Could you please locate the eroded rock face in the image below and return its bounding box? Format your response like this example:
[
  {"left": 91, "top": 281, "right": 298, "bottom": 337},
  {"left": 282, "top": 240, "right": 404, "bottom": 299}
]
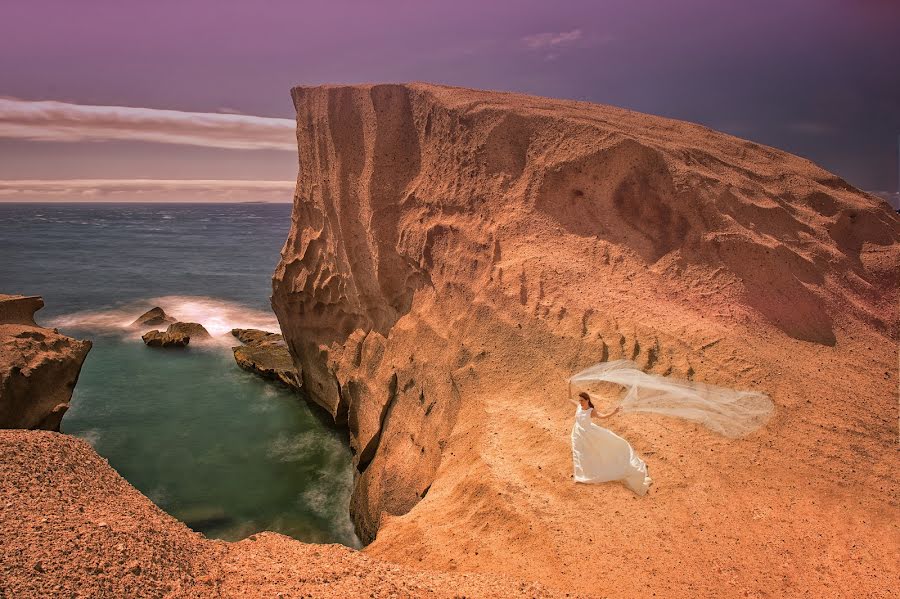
[
  {"left": 230, "top": 329, "right": 301, "bottom": 391},
  {"left": 271, "top": 83, "right": 900, "bottom": 548},
  {"left": 141, "top": 330, "right": 189, "bottom": 348},
  {"left": 0, "top": 294, "right": 43, "bottom": 326},
  {"left": 131, "top": 307, "right": 175, "bottom": 328},
  {"left": 0, "top": 295, "right": 92, "bottom": 431}
]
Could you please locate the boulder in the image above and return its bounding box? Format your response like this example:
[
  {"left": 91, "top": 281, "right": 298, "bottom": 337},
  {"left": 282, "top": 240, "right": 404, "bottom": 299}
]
[
  {"left": 130, "top": 307, "right": 175, "bottom": 328},
  {"left": 167, "top": 322, "right": 211, "bottom": 339},
  {"left": 141, "top": 330, "right": 189, "bottom": 348},
  {"left": 0, "top": 294, "right": 92, "bottom": 430},
  {"left": 230, "top": 329, "right": 300, "bottom": 391}
]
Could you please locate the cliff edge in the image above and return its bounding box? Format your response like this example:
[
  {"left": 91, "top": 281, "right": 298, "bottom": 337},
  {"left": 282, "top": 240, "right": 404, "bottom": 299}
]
[{"left": 271, "top": 83, "right": 900, "bottom": 596}]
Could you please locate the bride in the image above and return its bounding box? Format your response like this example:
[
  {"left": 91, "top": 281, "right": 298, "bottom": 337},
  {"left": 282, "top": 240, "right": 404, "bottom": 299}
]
[
  {"left": 571, "top": 391, "right": 652, "bottom": 495},
  {"left": 568, "top": 360, "right": 773, "bottom": 495}
]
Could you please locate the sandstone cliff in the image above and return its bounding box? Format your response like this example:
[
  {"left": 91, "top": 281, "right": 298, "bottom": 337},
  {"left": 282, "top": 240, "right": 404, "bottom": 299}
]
[
  {"left": 0, "top": 295, "right": 92, "bottom": 430},
  {"left": 271, "top": 83, "right": 900, "bottom": 595}
]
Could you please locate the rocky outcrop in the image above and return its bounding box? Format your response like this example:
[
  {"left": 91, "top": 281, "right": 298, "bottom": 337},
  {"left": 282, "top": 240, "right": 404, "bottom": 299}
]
[
  {"left": 230, "top": 329, "right": 301, "bottom": 391},
  {"left": 271, "top": 83, "right": 900, "bottom": 593},
  {"left": 141, "top": 330, "right": 189, "bottom": 348},
  {"left": 130, "top": 307, "right": 175, "bottom": 328},
  {"left": 0, "top": 295, "right": 43, "bottom": 326},
  {"left": 231, "top": 328, "right": 283, "bottom": 345},
  {"left": 0, "top": 294, "right": 91, "bottom": 431},
  {"left": 167, "top": 322, "right": 211, "bottom": 339}
]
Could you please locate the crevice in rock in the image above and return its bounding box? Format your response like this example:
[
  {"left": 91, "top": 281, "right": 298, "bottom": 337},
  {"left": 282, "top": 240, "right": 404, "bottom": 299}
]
[{"left": 355, "top": 373, "right": 398, "bottom": 474}]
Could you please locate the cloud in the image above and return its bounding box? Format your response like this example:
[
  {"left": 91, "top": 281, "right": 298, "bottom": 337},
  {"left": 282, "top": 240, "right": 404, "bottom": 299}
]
[
  {"left": 0, "top": 179, "right": 296, "bottom": 202},
  {"left": 787, "top": 121, "right": 836, "bottom": 135},
  {"left": 0, "top": 98, "right": 296, "bottom": 151},
  {"left": 522, "top": 29, "right": 583, "bottom": 50}
]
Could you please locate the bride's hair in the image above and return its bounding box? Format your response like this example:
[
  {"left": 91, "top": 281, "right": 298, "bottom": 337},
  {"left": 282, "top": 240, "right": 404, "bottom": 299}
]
[{"left": 578, "top": 392, "right": 594, "bottom": 409}]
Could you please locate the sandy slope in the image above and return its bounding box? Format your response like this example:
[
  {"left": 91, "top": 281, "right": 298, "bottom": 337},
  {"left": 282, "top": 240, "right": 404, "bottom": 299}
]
[
  {"left": 0, "top": 430, "right": 565, "bottom": 598},
  {"left": 271, "top": 83, "right": 900, "bottom": 596}
]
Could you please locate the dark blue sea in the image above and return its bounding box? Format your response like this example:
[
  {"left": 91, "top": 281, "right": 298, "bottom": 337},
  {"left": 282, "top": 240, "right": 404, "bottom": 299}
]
[{"left": 0, "top": 203, "right": 358, "bottom": 546}]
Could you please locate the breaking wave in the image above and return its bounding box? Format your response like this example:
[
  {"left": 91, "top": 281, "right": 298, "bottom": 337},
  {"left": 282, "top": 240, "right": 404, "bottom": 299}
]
[{"left": 50, "top": 295, "right": 281, "bottom": 339}]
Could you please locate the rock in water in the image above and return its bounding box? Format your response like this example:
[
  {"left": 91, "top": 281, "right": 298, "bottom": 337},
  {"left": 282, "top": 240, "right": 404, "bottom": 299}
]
[
  {"left": 130, "top": 307, "right": 175, "bottom": 328},
  {"left": 141, "top": 330, "right": 190, "bottom": 348},
  {"left": 167, "top": 322, "right": 211, "bottom": 339},
  {"left": 270, "top": 80, "right": 900, "bottom": 576},
  {"left": 230, "top": 328, "right": 283, "bottom": 345},
  {"left": 230, "top": 328, "right": 301, "bottom": 391},
  {"left": 0, "top": 294, "right": 92, "bottom": 430}
]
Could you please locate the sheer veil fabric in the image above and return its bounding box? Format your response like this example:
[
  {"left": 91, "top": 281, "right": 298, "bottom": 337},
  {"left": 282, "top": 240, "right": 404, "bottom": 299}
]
[{"left": 568, "top": 360, "right": 774, "bottom": 438}]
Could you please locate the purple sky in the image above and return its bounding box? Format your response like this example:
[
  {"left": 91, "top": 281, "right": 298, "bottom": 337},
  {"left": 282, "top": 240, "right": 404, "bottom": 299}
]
[{"left": 1, "top": 0, "right": 898, "bottom": 200}]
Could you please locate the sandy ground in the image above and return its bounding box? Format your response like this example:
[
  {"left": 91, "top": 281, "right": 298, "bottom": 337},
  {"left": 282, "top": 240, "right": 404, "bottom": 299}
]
[{"left": 0, "top": 430, "right": 571, "bottom": 598}]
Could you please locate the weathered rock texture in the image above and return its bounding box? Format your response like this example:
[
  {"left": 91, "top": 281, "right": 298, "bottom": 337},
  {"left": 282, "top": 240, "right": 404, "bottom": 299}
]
[
  {"left": 0, "top": 295, "right": 92, "bottom": 431},
  {"left": 0, "top": 430, "right": 560, "bottom": 598},
  {"left": 142, "top": 330, "right": 189, "bottom": 348},
  {"left": 231, "top": 328, "right": 283, "bottom": 346},
  {"left": 167, "top": 322, "right": 211, "bottom": 339},
  {"left": 230, "top": 329, "right": 301, "bottom": 391},
  {"left": 271, "top": 84, "right": 900, "bottom": 596},
  {"left": 0, "top": 294, "right": 43, "bottom": 326}
]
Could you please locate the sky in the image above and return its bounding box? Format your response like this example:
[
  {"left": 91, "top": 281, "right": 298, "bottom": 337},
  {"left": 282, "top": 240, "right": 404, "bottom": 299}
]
[{"left": 1, "top": 0, "right": 898, "bottom": 202}]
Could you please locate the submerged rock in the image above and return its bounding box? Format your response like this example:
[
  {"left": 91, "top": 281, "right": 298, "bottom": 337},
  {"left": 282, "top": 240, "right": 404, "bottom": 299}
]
[
  {"left": 167, "top": 322, "right": 211, "bottom": 339},
  {"left": 131, "top": 307, "right": 176, "bottom": 328},
  {"left": 230, "top": 328, "right": 300, "bottom": 391},
  {"left": 141, "top": 330, "right": 189, "bottom": 348},
  {"left": 0, "top": 294, "right": 92, "bottom": 430}
]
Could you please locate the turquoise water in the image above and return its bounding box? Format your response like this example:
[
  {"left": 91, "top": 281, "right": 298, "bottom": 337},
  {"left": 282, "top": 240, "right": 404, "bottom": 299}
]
[{"left": 0, "top": 203, "right": 358, "bottom": 546}]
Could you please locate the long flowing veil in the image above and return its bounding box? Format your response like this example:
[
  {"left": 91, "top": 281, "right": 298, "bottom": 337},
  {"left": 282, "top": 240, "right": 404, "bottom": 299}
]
[{"left": 568, "top": 360, "right": 774, "bottom": 438}]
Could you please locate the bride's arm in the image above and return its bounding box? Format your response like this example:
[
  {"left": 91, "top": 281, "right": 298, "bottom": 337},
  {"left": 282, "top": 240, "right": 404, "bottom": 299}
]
[{"left": 593, "top": 406, "right": 620, "bottom": 419}]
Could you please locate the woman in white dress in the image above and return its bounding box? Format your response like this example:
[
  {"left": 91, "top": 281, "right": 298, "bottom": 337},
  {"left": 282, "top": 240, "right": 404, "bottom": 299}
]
[{"left": 571, "top": 391, "right": 652, "bottom": 495}]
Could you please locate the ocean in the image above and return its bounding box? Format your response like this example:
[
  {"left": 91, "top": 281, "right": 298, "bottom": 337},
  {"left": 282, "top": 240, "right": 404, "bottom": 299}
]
[{"left": 0, "top": 202, "right": 359, "bottom": 547}]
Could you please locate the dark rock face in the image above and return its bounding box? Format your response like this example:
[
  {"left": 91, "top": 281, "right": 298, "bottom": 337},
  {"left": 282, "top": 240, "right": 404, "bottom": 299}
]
[
  {"left": 141, "top": 330, "right": 190, "bottom": 348},
  {"left": 230, "top": 329, "right": 300, "bottom": 391},
  {"left": 131, "top": 307, "right": 176, "bottom": 328},
  {"left": 0, "top": 294, "right": 92, "bottom": 430},
  {"left": 166, "top": 322, "right": 211, "bottom": 339}
]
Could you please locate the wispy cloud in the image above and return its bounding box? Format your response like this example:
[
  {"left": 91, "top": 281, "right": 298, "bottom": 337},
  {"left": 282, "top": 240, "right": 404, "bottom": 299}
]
[
  {"left": 0, "top": 179, "right": 296, "bottom": 202},
  {"left": 0, "top": 98, "right": 296, "bottom": 150},
  {"left": 522, "top": 29, "right": 583, "bottom": 50},
  {"left": 787, "top": 121, "right": 836, "bottom": 135}
]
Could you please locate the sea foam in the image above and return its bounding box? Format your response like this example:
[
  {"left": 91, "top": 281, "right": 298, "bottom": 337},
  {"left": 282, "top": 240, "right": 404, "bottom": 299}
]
[{"left": 50, "top": 295, "right": 281, "bottom": 340}]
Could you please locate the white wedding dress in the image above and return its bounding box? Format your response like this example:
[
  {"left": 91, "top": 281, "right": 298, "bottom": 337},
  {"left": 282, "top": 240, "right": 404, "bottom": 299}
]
[{"left": 571, "top": 406, "right": 652, "bottom": 495}]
